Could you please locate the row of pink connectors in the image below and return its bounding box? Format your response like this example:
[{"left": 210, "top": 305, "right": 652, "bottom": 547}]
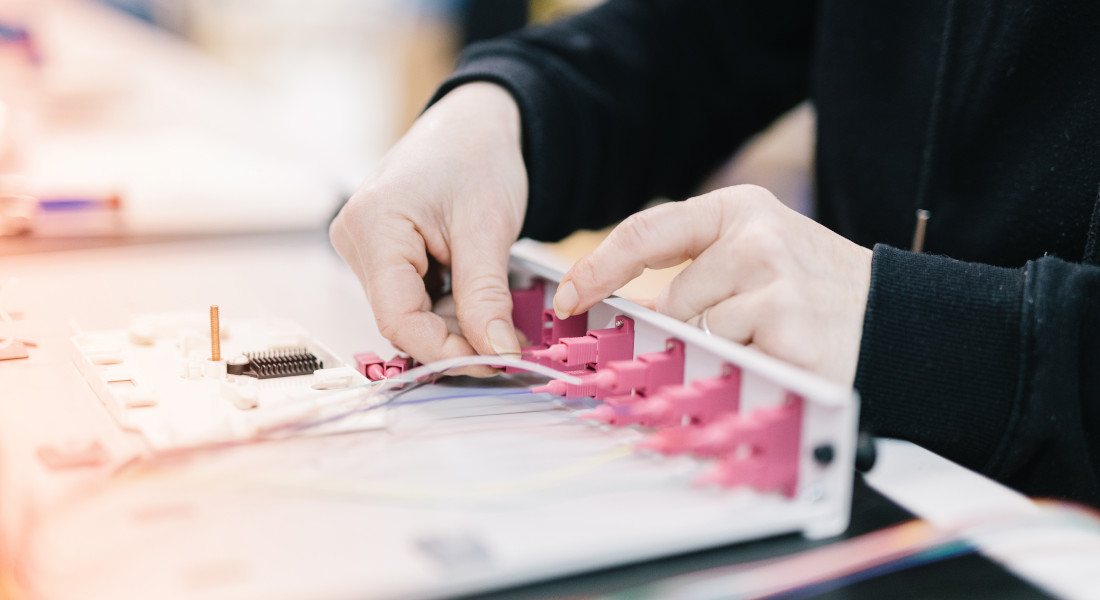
[
  {"left": 479, "top": 278, "right": 804, "bottom": 496},
  {"left": 354, "top": 352, "right": 415, "bottom": 382},
  {"left": 530, "top": 324, "right": 803, "bottom": 497},
  {"left": 636, "top": 384, "right": 804, "bottom": 498}
]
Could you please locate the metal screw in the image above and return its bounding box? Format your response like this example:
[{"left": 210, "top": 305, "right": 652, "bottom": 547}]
[{"left": 813, "top": 444, "right": 835, "bottom": 466}]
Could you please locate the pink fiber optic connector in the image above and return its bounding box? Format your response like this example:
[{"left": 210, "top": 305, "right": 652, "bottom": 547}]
[
  {"left": 532, "top": 370, "right": 603, "bottom": 399},
  {"left": 527, "top": 316, "right": 634, "bottom": 370},
  {"left": 511, "top": 310, "right": 589, "bottom": 374},
  {"left": 355, "top": 352, "right": 415, "bottom": 381},
  {"left": 354, "top": 352, "right": 386, "bottom": 381},
  {"left": 535, "top": 337, "right": 681, "bottom": 402},
  {"left": 384, "top": 355, "right": 415, "bottom": 379},
  {"left": 693, "top": 393, "right": 803, "bottom": 497}
]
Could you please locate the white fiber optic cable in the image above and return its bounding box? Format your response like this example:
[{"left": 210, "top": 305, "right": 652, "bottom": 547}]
[
  {"left": 258, "top": 355, "right": 582, "bottom": 436},
  {"left": 382, "top": 355, "right": 583, "bottom": 391}
]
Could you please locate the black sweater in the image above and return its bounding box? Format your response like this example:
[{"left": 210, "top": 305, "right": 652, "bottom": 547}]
[{"left": 429, "top": 1, "right": 1100, "bottom": 505}]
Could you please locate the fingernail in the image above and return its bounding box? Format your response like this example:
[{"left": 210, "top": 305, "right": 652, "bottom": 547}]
[
  {"left": 487, "top": 319, "right": 521, "bottom": 358},
  {"left": 554, "top": 280, "right": 579, "bottom": 319}
]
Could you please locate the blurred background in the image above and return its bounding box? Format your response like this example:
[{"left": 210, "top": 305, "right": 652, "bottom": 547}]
[{"left": 0, "top": 0, "right": 810, "bottom": 257}]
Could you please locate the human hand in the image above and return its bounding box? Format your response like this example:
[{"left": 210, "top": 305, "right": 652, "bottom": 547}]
[
  {"left": 552, "top": 185, "right": 872, "bottom": 386},
  {"left": 330, "top": 83, "right": 527, "bottom": 373}
]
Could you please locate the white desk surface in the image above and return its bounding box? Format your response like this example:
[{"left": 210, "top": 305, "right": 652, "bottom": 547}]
[{"left": 1, "top": 232, "right": 1099, "bottom": 599}]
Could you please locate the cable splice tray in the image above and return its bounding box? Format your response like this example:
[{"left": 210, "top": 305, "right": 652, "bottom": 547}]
[{"left": 71, "top": 311, "right": 381, "bottom": 450}]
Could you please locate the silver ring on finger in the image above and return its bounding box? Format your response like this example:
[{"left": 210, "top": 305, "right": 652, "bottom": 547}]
[{"left": 699, "top": 306, "right": 713, "bottom": 337}]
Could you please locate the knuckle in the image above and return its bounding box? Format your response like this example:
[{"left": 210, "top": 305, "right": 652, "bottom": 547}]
[
  {"left": 350, "top": 180, "right": 435, "bottom": 225},
  {"left": 686, "top": 192, "right": 729, "bottom": 224},
  {"left": 695, "top": 188, "right": 736, "bottom": 210},
  {"left": 614, "top": 211, "right": 659, "bottom": 252},
  {"left": 735, "top": 219, "right": 787, "bottom": 263},
  {"left": 703, "top": 184, "right": 780, "bottom": 222},
  {"left": 732, "top": 184, "right": 779, "bottom": 206},
  {"left": 335, "top": 197, "right": 379, "bottom": 236},
  {"left": 455, "top": 272, "right": 512, "bottom": 322},
  {"left": 457, "top": 203, "right": 517, "bottom": 237},
  {"left": 457, "top": 270, "right": 511, "bottom": 304}
]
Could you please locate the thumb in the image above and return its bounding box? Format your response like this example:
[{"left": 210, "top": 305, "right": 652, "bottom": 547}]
[{"left": 449, "top": 212, "right": 521, "bottom": 358}]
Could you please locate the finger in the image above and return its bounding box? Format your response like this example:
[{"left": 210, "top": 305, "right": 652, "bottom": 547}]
[
  {"left": 685, "top": 294, "right": 762, "bottom": 345},
  {"left": 330, "top": 211, "right": 372, "bottom": 299},
  {"left": 351, "top": 211, "right": 492, "bottom": 372},
  {"left": 450, "top": 208, "right": 522, "bottom": 358},
  {"left": 431, "top": 294, "right": 463, "bottom": 337},
  {"left": 654, "top": 249, "right": 740, "bottom": 322},
  {"left": 556, "top": 198, "right": 724, "bottom": 318}
]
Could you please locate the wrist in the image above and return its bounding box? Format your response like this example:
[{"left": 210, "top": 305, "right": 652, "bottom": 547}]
[
  {"left": 854, "top": 245, "right": 1025, "bottom": 472},
  {"left": 431, "top": 82, "right": 522, "bottom": 149}
]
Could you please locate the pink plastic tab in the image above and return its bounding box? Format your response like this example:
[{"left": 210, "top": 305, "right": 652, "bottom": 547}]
[
  {"left": 510, "top": 279, "right": 546, "bottom": 347},
  {"left": 541, "top": 309, "right": 588, "bottom": 346}
]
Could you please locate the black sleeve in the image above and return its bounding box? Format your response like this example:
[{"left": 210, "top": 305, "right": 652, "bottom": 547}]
[
  {"left": 428, "top": 0, "right": 815, "bottom": 241},
  {"left": 855, "top": 245, "right": 1100, "bottom": 505}
]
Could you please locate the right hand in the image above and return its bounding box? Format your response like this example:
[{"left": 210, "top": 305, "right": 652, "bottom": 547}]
[{"left": 330, "top": 82, "right": 528, "bottom": 373}]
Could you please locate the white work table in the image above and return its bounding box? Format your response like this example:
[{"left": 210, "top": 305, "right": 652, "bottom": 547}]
[{"left": 1, "top": 232, "right": 1098, "bottom": 600}]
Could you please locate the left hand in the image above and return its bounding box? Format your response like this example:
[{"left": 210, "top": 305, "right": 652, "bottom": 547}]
[{"left": 552, "top": 185, "right": 873, "bottom": 386}]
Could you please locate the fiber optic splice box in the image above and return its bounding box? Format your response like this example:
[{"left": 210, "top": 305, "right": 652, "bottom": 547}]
[{"left": 44, "top": 242, "right": 860, "bottom": 600}]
